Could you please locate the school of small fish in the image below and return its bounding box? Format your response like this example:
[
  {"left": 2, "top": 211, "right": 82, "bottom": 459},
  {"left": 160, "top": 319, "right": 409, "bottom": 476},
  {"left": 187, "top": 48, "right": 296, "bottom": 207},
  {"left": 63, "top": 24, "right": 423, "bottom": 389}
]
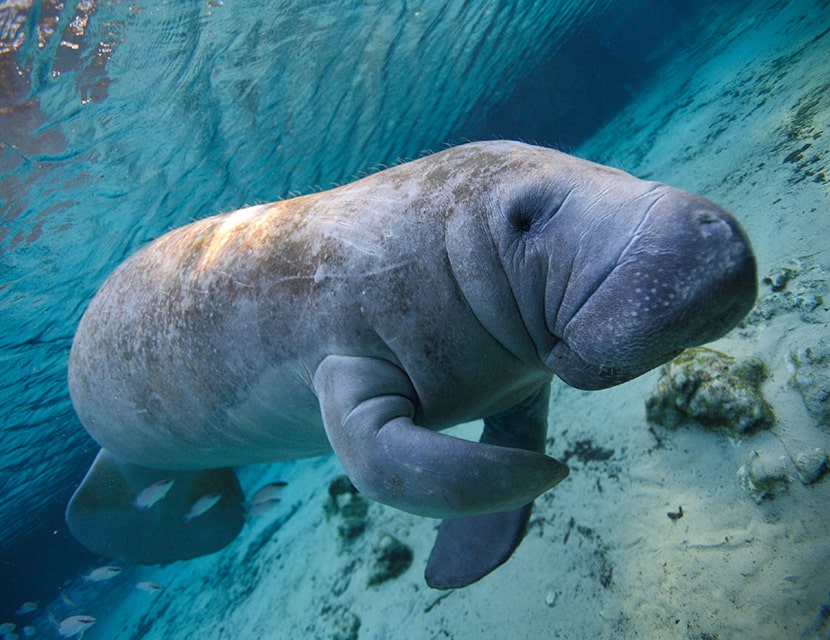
[
  {"left": 2, "top": 604, "right": 39, "bottom": 640},
  {"left": 132, "top": 478, "right": 175, "bottom": 510},
  {"left": 244, "top": 480, "right": 288, "bottom": 518},
  {"left": 49, "top": 613, "right": 96, "bottom": 638},
  {"left": 8, "top": 480, "right": 288, "bottom": 635},
  {"left": 249, "top": 481, "right": 287, "bottom": 505},
  {"left": 248, "top": 497, "right": 282, "bottom": 517},
  {"left": 135, "top": 580, "right": 165, "bottom": 594},
  {"left": 182, "top": 493, "right": 222, "bottom": 524},
  {"left": 15, "top": 602, "right": 37, "bottom": 616},
  {"left": 84, "top": 565, "right": 122, "bottom": 582}
]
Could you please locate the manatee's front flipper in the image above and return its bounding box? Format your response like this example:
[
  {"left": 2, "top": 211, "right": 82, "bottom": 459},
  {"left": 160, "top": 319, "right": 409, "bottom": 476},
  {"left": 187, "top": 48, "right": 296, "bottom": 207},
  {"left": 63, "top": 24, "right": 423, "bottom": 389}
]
[
  {"left": 66, "top": 449, "right": 244, "bottom": 564},
  {"left": 426, "top": 383, "right": 563, "bottom": 589},
  {"left": 313, "top": 356, "right": 568, "bottom": 519}
]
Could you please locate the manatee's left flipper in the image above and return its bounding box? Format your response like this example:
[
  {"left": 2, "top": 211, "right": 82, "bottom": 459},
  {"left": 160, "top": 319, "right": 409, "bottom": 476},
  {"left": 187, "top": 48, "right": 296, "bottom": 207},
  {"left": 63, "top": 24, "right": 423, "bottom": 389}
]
[
  {"left": 426, "top": 383, "right": 566, "bottom": 589},
  {"left": 313, "top": 356, "right": 568, "bottom": 519},
  {"left": 66, "top": 448, "right": 245, "bottom": 564},
  {"left": 425, "top": 505, "right": 533, "bottom": 589}
]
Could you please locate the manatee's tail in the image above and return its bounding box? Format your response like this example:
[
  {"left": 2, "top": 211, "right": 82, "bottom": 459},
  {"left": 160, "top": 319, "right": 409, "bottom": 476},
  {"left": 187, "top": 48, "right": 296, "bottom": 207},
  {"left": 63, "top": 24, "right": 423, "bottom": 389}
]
[{"left": 66, "top": 449, "right": 245, "bottom": 564}]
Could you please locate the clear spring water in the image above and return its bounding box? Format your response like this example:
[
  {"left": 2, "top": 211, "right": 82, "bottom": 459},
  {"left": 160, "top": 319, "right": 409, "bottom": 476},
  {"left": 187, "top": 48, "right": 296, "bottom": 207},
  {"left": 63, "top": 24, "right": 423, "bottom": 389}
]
[
  {"left": 3, "top": 1, "right": 826, "bottom": 637},
  {"left": 2, "top": 0, "right": 626, "bottom": 615}
]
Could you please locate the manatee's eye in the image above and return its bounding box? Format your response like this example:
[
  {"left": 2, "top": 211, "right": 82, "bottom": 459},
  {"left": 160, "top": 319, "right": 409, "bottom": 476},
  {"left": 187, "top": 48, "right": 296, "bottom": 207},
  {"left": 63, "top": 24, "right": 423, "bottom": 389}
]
[
  {"left": 508, "top": 206, "right": 535, "bottom": 233},
  {"left": 506, "top": 185, "right": 565, "bottom": 235},
  {"left": 514, "top": 213, "right": 533, "bottom": 233}
]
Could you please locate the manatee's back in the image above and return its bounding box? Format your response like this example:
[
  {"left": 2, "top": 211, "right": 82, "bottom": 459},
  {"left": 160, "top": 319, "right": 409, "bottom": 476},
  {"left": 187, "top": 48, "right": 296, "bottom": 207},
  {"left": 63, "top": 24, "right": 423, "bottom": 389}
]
[{"left": 68, "top": 202, "right": 335, "bottom": 469}]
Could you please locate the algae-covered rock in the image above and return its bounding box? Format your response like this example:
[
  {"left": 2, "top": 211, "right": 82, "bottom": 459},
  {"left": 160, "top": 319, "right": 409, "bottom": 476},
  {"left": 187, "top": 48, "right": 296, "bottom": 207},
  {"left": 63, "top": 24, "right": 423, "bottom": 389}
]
[
  {"left": 646, "top": 347, "right": 774, "bottom": 434},
  {"left": 325, "top": 607, "right": 361, "bottom": 640},
  {"left": 367, "top": 533, "right": 413, "bottom": 586},
  {"left": 743, "top": 257, "right": 828, "bottom": 326},
  {"left": 789, "top": 338, "right": 830, "bottom": 427},
  {"left": 326, "top": 475, "right": 370, "bottom": 541},
  {"left": 793, "top": 448, "right": 828, "bottom": 485},
  {"left": 737, "top": 450, "right": 792, "bottom": 503}
]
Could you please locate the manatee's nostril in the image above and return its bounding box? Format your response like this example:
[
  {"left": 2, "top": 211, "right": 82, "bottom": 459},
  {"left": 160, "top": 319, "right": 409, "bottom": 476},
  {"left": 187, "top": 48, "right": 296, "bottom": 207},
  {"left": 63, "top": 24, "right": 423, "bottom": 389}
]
[
  {"left": 697, "top": 212, "right": 722, "bottom": 224},
  {"left": 695, "top": 210, "right": 736, "bottom": 242}
]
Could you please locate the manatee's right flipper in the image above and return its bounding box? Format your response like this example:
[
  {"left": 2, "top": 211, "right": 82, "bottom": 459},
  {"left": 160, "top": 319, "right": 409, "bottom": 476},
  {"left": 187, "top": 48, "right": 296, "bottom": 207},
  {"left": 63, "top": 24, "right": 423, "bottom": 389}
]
[
  {"left": 66, "top": 449, "right": 244, "bottom": 564},
  {"left": 426, "top": 383, "right": 565, "bottom": 589},
  {"left": 313, "top": 355, "right": 568, "bottom": 519}
]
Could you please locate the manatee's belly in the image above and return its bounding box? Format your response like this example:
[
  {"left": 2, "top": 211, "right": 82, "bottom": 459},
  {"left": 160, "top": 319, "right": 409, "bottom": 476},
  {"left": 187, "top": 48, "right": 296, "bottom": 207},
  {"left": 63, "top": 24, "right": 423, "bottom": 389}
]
[{"left": 69, "top": 338, "right": 333, "bottom": 469}]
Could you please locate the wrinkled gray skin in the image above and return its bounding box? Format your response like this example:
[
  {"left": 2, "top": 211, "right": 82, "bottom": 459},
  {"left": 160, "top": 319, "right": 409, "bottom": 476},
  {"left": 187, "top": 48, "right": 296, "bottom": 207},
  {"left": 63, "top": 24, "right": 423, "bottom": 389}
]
[{"left": 66, "top": 141, "right": 756, "bottom": 588}]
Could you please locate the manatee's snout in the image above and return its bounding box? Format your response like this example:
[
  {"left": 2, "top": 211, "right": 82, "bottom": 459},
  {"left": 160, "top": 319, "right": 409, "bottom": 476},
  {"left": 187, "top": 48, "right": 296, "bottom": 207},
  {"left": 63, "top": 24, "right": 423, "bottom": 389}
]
[
  {"left": 683, "top": 206, "right": 757, "bottom": 334},
  {"left": 549, "top": 188, "right": 757, "bottom": 390}
]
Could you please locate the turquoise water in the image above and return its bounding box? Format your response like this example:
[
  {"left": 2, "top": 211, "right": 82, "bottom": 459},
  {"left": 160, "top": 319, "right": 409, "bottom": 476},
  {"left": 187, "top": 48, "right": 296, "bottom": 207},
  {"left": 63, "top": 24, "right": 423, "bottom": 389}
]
[
  {"left": 1, "top": 0, "right": 631, "bottom": 615},
  {"left": 1, "top": 1, "right": 827, "bottom": 638}
]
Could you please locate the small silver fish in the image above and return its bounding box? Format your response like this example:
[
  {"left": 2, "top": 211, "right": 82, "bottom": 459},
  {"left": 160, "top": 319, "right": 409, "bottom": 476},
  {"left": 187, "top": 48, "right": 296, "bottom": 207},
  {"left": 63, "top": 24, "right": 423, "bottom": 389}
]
[
  {"left": 55, "top": 614, "right": 96, "bottom": 638},
  {"left": 16, "top": 601, "right": 37, "bottom": 615},
  {"left": 0, "top": 623, "right": 15, "bottom": 634},
  {"left": 248, "top": 497, "right": 281, "bottom": 517},
  {"left": 60, "top": 592, "right": 76, "bottom": 607},
  {"left": 133, "top": 478, "right": 175, "bottom": 510},
  {"left": 85, "top": 565, "right": 122, "bottom": 581},
  {"left": 182, "top": 493, "right": 221, "bottom": 524},
  {"left": 22, "top": 626, "right": 37, "bottom": 638},
  {"left": 249, "top": 481, "right": 287, "bottom": 505},
  {"left": 135, "top": 580, "right": 165, "bottom": 593}
]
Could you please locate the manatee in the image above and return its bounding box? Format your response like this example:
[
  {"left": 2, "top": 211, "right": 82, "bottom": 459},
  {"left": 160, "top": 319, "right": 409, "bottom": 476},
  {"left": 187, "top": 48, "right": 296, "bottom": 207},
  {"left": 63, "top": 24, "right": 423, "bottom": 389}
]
[{"left": 65, "top": 141, "right": 756, "bottom": 589}]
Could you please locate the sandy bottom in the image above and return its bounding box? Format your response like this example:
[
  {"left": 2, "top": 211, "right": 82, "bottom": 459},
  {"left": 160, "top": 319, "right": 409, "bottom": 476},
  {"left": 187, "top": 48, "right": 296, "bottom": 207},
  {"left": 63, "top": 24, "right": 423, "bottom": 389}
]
[{"left": 35, "top": 2, "right": 829, "bottom": 639}]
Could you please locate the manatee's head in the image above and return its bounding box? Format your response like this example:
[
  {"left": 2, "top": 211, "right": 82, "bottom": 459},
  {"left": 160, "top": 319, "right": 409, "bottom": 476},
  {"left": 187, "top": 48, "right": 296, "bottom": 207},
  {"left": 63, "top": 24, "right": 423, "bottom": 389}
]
[
  {"left": 473, "top": 142, "right": 757, "bottom": 390},
  {"left": 543, "top": 185, "right": 757, "bottom": 389}
]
